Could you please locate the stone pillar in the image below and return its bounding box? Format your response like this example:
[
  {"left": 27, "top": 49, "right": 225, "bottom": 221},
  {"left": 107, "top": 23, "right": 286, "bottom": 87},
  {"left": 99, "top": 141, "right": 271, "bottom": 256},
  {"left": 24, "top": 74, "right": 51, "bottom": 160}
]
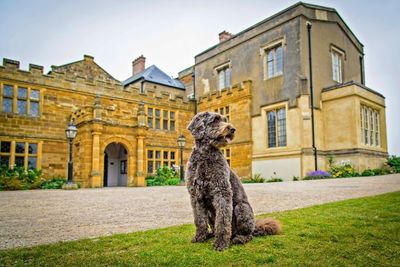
[
  {"left": 136, "top": 133, "right": 145, "bottom": 186},
  {"left": 90, "top": 124, "right": 103, "bottom": 187}
]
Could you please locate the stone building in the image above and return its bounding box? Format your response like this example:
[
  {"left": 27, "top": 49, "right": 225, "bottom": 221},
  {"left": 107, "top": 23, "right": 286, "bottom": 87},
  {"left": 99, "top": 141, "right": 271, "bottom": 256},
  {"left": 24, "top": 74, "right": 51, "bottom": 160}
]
[{"left": 0, "top": 2, "right": 388, "bottom": 186}]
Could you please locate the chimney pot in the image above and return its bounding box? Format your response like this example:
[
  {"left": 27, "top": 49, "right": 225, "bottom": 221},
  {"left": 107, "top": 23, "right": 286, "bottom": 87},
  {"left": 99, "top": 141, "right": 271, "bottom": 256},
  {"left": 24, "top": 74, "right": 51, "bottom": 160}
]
[
  {"left": 132, "top": 55, "right": 146, "bottom": 76},
  {"left": 219, "top": 31, "right": 233, "bottom": 43}
]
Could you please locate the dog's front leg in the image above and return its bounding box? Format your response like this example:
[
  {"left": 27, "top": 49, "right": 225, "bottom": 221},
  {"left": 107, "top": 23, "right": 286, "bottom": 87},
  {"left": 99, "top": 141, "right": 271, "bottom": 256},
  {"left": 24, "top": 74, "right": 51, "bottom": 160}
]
[
  {"left": 190, "top": 197, "right": 211, "bottom": 243},
  {"left": 212, "top": 194, "right": 233, "bottom": 251}
]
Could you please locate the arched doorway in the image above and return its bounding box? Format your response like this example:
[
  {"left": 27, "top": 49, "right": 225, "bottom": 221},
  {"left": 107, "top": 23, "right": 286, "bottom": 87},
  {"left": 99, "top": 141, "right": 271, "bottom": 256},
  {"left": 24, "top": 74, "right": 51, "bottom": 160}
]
[{"left": 104, "top": 143, "right": 128, "bottom": 187}]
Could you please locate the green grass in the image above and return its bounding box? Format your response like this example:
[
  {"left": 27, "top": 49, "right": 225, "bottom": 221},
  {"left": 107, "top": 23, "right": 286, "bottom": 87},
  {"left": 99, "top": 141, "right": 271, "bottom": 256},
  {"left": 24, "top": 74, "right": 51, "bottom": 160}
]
[{"left": 1, "top": 192, "right": 399, "bottom": 266}]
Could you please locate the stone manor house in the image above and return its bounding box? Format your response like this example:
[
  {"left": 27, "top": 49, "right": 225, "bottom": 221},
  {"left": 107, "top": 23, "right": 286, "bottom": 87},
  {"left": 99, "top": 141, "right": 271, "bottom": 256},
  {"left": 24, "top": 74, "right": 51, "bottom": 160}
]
[{"left": 0, "top": 2, "right": 388, "bottom": 187}]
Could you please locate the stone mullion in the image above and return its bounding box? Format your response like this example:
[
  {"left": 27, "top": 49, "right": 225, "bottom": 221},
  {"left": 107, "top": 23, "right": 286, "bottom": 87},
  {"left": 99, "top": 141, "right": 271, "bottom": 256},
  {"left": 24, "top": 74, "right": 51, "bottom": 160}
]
[
  {"left": 24, "top": 142, "right": 29, "bottom": 169},
  {"left": 10, "top": 141, "right": 16, "bottom": 168},
  {"left": 37, "top": 141, "right": 43, "bottom": 170},
  {"left": 136, "top": 135, "right": 145, "bottom": 186}
]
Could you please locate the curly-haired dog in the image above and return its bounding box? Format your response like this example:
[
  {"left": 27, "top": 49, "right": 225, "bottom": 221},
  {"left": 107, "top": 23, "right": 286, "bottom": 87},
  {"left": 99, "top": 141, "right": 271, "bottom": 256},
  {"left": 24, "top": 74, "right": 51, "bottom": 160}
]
[{"left": 186, "top": 111, "right": 281, "bottom": 251}]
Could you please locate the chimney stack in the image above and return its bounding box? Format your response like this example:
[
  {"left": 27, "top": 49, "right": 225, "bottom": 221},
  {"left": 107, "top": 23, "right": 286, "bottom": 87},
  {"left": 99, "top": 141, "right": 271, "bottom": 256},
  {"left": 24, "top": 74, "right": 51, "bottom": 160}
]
[
  {"left": 219, "top": 31, "right": 233, "bottom": 43},
  {"left": 132, "top": 55, "right": 146, "bottom": 75}
]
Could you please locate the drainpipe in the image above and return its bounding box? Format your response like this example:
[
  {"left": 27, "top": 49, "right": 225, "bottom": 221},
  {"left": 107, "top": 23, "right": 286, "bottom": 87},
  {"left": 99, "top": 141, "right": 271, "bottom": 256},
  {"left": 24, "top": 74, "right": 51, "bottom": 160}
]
[
  {"left": 192, "top": 67, "right": 197, "bottom": 114},
  {"left": 360, "top": 55, "right": 365, "bottom": 85},
  {"left": 307, "top": 22, "right": 318, "bottom": 171}
]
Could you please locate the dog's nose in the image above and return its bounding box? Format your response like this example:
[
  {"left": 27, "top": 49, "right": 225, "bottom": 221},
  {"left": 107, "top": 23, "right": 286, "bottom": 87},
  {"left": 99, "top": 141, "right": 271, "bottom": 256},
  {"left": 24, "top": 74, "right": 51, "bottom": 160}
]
[{"left": 230, "top": 127, "right": 236, "bottom": 134}]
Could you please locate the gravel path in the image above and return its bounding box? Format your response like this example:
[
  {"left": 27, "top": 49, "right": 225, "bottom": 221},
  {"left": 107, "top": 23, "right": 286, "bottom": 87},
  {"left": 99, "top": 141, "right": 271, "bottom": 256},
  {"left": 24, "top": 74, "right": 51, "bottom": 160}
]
[{"left": 0, "top": 174, "right": 399, "bottom": 249}]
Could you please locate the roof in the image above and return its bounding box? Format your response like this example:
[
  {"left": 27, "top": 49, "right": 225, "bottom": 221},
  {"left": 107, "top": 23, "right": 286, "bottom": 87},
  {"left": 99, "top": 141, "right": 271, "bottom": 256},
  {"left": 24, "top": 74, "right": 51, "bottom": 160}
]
[
  {"left": 322, "top": 81, "right": 385, "bottom": 99},
  {"left": 195, "top": 2, "right": 362, "bottom": 58},
  {"left": 123, "top": 65, "right": 185, "bottom": 90}
]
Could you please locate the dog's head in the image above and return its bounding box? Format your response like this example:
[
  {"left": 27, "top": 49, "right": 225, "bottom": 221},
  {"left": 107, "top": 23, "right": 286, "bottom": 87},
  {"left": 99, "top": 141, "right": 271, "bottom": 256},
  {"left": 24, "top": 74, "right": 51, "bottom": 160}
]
[{"left": 187, "top": 111, "right": 236, "bottom": 147}]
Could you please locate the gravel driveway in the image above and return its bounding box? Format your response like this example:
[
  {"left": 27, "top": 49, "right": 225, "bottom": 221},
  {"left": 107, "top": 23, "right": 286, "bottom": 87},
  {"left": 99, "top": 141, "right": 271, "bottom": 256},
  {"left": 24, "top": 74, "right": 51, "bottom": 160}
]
[{"left": 0, "top": 174, "right": 399, "bottom": 249}]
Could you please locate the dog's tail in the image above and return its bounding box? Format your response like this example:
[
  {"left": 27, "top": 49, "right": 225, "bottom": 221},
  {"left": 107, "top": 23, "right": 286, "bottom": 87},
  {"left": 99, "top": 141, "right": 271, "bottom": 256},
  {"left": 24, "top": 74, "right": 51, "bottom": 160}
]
[{"left": 253, "top": 218, "right": 282, "bottom": 236}]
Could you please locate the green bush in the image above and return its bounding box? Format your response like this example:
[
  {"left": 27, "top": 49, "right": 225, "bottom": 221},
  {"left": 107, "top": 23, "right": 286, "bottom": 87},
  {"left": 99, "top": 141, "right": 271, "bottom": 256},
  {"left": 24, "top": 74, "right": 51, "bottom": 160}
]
[
  {"left": 387, "top": 155, "right": 400, "bottom": 173},
  {"left": 329, "top": 161, "right": 359, "bottom": 178},
  {"left": 241, "top": 173, "right": 265, "bottom": 183},
  {"left": 146, "top": 166, "right": 180, "bottom": 186},
  {"left": 361, "top": 169, "right": 375, "bottom": 177},
  {"left": 40, "top": 177, "right": 67, "bottom": 189},
  {"left": 266, "top": 178, "right": 283, "bottom": 183},
  {"left": 0, "top": 166, "right": 42, "bottom": 191}
]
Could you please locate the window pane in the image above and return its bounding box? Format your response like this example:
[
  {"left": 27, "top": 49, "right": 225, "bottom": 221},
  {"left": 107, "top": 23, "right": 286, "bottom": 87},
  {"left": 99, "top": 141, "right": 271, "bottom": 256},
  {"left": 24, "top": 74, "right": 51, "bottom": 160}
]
[
  {"left": 267, "top": 50, "right": 274, "bottom": 78},
  {"left": 276, "top": 46, "right": 283, "bottom": 75},
  {"left": 170, "top": 121, "right": 175, "bottom": 131},
  {"left": 155, "top": 109, "right": 160, "bottom": 117},
  {"left": 219, "top": 70, "right": 225, "bottom": 90},
  {"left": 147, "top": 108, "right": 153, "bottom": 116},
  {"left": 148, "top": 118, "right": 153, "bottom": 128},
  {"left": 16, "top": 142, "right": 25, "bottom": 154},
  {"left": 155, "top": 151, "right": 161, "bottom": 159},
  {"left": 17, "top": 100, "right": 27, "bottom": 114},
  {"left": 163, "top": 119, "right": 168, "bottom": 130},
  {"left": 170, "top": 151, "right": 175, "bottom": 160},
  {"left": 225, "top": 106, "right": 229, "bottom": 114},
  {"left": 170, "top": 161, "right": 175, "bottom": 167},
  {"left": 28, "top": 143, "right": 37, "bottom": 154},
  {"left": 2, "top": 98, "right": 13, "bottom": 113},
  {"left": 15, "top": 156, "right": 24, "bottom": 167},
  {"left": 30, "top": 101, "right": 39, "bottom": 116},
  {"left": 225, "top": 68, "right": 231, "bottom": 87},
  {"left": 28, "top": 157, "right": 37, "bottom": 169},
  {"left": 227, "top": 160, "right": 230, "bottom": 166},
  {"left": 0, "top": 156, "right": 10, "bottom": 167},
  {"left": 163, "top": 110, "right": 168, "bottom": 118},
  {"left": 18, "top": 87, "right": 27, "bottom": 99},
  {"left": 155, "top": 118, "right": 160, "bottom": 129},
  {"left": 0, "top": 141, "right": 11, "bottom": 153},
  {"left": 148, "top": 161, "right": 153, "bottom": 173},
  {"left": 267, "top": 111, "right": 276, "bottom": 147},
  {"left": 163, "top": 151, "right": 168, "bottom": 160},
  {"left": 155, "top": 161, "right": 161, "bottom": 170},
  {"left": 3, "top": 85, "right": 13, "bottom": 97},
  {"left": 277, "top": 109, "right": 287, "bottom": 147},
  {"left": 148, "top": 150, "right": 153, "bottom": 159},
  {"left": 170, "top": 111, "right": 175, "bottom": 120},
  {"left": 30, "top": 89, "right": 40, "bottom": 100},
  {"left": 226, "top": 148, "right": 230, "bottom": 157}
]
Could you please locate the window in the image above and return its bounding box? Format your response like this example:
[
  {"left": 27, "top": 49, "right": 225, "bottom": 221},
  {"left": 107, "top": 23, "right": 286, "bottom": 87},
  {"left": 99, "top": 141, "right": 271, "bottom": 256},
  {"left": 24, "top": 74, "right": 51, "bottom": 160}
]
[
  {"left": 267, "top": 108, "right": 286, "bottom": 148},
  {"left": 2, "top": 84, "right": 13, "bottom": 113},
  {"left": 221, "top": 148, "right": 231, "bottom": 166},
  {"left": 217, "top": 65, "right": 231, "bottom": 90},
  {"left": 361, "top": 105, "right": 380, "bottom": 146},
  {"left": 0, "top": 140, "right": 38, "bottom": 169},
  {"left": 1, "top": 84, "right": 40, "bottom": 116},
  {"left": 266, "top": 45, "right": 283, "bottom": 79},
  {"left": 332, "top": 49, "right": 343, "bottom": 83},
  {"left": 147, "top": 107, "right": 176, "bottom": 131},
  {"left": 147, "top": 149, "right": 177, "bottom": 173},
  {"left": 214, "top": 106, "right": 230, "bottom": 122},
  {"left": 0, "top": 141, "right": 11, "bottom": 167}
]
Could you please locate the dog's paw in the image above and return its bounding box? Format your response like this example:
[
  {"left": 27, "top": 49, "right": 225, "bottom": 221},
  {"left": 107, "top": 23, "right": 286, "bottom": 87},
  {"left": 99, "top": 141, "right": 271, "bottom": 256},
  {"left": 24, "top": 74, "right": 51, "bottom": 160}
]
[
  {"left": 213, "top": 240, "right": 230, "bottom": 251},
  {"left": 231, "top": 235, "right": 253, "bottom": 244},
  {"left": 191, "top": 234, "right": 209, "bottom": 243}
]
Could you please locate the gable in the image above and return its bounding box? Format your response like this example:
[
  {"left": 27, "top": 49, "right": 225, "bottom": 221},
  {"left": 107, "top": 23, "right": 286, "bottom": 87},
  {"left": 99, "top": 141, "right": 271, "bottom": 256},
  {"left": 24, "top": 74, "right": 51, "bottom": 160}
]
[{"left": 50, "top": 55, "right": 120, "bottom": 83}]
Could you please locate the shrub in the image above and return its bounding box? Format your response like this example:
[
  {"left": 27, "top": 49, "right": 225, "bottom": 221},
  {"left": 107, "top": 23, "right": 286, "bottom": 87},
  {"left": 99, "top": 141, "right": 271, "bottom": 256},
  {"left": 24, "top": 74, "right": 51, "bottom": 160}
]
[
  {"left": 292, "top": 176, "right": 299, "bottom": 181},
  {"left": 241, "top": 173, "right": 265, "bottom": 183},
  {"left": 304, "top": 170, "right": 331, "bottom": 180},
  {"left": 387, "top": 155, "right": 400, "bottom": 173},
  {"left": 266, "top": 178, "right": 283, "bottom": 183},
  {"left": 0, "top": 166, "right": 42, "bottom": 191},
  {"left": 361, "top": 169, "right": 375, "bottom": 177},
  {"left": 329, "top": 161, "right": 359, "bottom": 178},
  {"left": 40, "top": 177, "right": 67, "bottom": 189},
  {"left": 146, "top": 166, "right": 180, "bottom": 186}
]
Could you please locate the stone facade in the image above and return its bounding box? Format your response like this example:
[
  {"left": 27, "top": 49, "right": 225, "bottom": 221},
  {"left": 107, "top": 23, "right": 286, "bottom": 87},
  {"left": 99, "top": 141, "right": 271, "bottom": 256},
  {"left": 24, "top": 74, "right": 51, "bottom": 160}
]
[{"left": 0, "top": 2, "right": 389, "bottom": 185}]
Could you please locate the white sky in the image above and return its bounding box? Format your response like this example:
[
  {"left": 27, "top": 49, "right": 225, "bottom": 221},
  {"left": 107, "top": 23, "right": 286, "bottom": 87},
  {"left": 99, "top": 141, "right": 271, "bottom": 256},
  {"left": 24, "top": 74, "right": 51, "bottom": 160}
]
[{"left": 0, "top": 0, "right": 399, "bottom": 155}]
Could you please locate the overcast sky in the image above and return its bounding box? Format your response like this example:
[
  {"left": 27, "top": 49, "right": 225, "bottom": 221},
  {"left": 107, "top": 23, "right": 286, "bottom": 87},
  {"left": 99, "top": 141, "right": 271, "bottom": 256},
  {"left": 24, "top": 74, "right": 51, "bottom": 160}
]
[{"left": 0, "top": 0, "right": 399, "bottom": 155}]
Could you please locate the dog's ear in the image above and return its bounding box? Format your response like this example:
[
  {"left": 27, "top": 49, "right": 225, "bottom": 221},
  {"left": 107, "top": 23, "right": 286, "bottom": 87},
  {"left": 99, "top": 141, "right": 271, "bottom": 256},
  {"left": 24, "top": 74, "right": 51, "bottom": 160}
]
[{"left": 188, "top": 112, "right": 209, "bottom": 140}]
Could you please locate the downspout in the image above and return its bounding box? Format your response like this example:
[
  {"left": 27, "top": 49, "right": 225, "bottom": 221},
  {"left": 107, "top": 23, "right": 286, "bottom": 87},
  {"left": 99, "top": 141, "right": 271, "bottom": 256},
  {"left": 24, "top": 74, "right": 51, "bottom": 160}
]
[
  {"left": 192, "top": 67, "right": 197, "bottom": 114},
  {"left": 307, "top": 22, "right": 318, "bottom": 171},
  {"left": 360, "top": 55, "right": 365, "bottom": 85}
]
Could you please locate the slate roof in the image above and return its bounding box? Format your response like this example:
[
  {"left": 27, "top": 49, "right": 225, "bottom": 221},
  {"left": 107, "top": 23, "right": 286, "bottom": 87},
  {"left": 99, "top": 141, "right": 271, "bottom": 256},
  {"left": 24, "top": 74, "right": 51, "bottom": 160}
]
[{"left": 122, "top": 65, "right": 185, "bottom": 90}]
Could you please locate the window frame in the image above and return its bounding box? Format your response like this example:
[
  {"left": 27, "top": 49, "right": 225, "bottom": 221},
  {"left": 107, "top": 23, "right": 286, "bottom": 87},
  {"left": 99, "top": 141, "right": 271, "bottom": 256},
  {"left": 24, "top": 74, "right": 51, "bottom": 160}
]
[
  {"left": 146, "top": 148, "right": 178, "bottom": 174},
  {"left": 266, "top": 107, "right": 287, "bottom": 148},
  {"left": 261, "top": 38, "right": 284, "bottom": 80},
  {"left": 0, "top": 140, "right": 40, "bottom": 169},
  {"left": 146, "top": 106, "right": 177, "bottom": 132},
  {"left": 214, "top": 105, "right": 231, "bottom": 122},
  {"left": 360, "top": 105, "right": 381, "bottom": 147},
  {"left": 0, "top": 83, "right": 41, "bottom": 117},
  {"left": 215, "top": 62, "right": 231, "bottom": 91},
  {"left": 331, "top": 46, "right": 345, "bottom": 83}
]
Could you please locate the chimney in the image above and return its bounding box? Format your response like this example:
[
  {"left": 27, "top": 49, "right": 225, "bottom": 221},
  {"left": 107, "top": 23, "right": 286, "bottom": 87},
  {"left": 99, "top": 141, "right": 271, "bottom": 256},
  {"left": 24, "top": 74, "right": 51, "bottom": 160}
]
[
  {"left": 219, "top": 31, "right": 233, "bottom": 43},
  {"left": 132, "top": 55, "right": 146, "bottom": 75}
]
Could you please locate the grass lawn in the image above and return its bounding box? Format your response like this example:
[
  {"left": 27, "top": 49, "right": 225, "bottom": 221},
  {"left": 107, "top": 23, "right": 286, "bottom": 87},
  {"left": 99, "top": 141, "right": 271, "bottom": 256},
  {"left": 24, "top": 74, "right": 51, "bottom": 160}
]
[{"left": 1, "top": 192, "right": 399, "bottom": 266}]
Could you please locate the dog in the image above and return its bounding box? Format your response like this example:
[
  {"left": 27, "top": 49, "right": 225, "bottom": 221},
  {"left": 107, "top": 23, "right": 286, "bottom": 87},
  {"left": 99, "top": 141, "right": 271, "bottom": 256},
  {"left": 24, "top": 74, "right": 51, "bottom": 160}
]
[{"left": 186, "top": 111, "right": 281, "bottom": 251}]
